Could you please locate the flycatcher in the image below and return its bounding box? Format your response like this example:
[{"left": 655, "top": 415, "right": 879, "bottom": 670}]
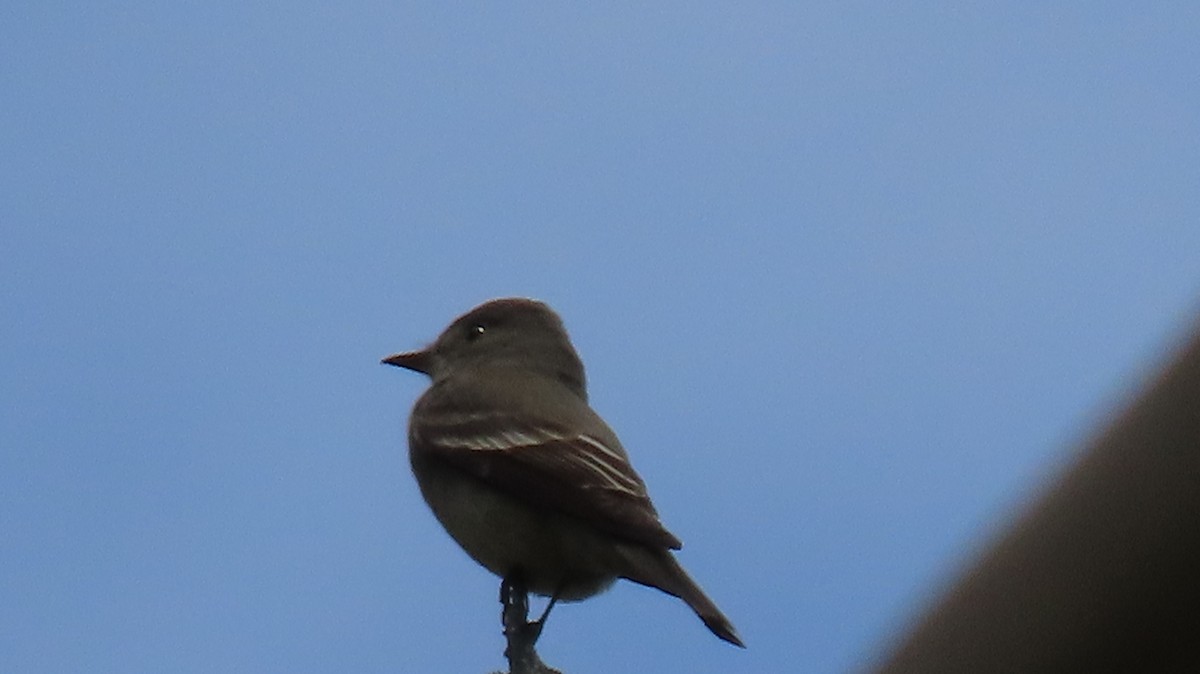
[{"left": 382, "top": 298, "right": 743, "bottom": 647}]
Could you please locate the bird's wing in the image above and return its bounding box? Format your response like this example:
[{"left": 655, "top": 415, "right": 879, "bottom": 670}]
[{"left": 411, "top": 410, "right": 683, "bottom": 550}]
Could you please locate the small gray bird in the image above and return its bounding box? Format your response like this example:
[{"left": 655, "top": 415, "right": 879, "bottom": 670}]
[{"left": 382, "top": 298, "right": 743, "bottom": 647}]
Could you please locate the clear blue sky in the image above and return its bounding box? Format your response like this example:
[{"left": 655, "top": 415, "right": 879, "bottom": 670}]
[{"left": 3, "top": 4, "right": 1198, "bottom": 673}]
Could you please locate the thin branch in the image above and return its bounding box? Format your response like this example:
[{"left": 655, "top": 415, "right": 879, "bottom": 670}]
[{"left": 495, "top": 575, "right": 562, "bottom": 674}]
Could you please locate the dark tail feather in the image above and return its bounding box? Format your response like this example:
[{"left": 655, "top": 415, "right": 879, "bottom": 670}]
[{"left": 618, "top": 546, "right": 745, "bottom": 648}]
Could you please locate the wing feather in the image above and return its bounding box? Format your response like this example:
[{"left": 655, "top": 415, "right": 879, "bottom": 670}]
[{"left": 411, "top": 411, "right": 682, "bottom": 550}]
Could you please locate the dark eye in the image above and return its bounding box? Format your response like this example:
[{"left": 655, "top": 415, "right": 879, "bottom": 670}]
[{"left": 465, "top": 324, "right": 486, "bottom": 342}]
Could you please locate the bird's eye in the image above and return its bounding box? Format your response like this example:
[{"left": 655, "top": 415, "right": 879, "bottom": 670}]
[{"left": 466, "top": 324, "right": 486, "bottom": 342}]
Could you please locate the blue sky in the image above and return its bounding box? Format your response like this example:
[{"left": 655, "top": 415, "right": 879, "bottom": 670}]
[{"left": 3, "top": 3, "right": 1198, "bottom": 673}]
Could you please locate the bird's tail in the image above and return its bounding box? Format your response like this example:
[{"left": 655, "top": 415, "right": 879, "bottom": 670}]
[{"left": 617, "top": 546, "right": 745, "bottom": 647}]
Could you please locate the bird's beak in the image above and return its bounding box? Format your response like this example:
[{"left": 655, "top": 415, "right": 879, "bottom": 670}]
[{"left": 381, "top": 348, "right": 433, "bottom": 374}]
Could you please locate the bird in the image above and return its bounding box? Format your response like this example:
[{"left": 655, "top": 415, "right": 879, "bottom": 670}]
[{"left": 382, "top": 297, "right": 743, "bottom": 647}]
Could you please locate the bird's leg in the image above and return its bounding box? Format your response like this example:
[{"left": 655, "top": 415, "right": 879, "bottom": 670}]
[{"left": 530, "top": 583, "right": 564, "bottom": 635}]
